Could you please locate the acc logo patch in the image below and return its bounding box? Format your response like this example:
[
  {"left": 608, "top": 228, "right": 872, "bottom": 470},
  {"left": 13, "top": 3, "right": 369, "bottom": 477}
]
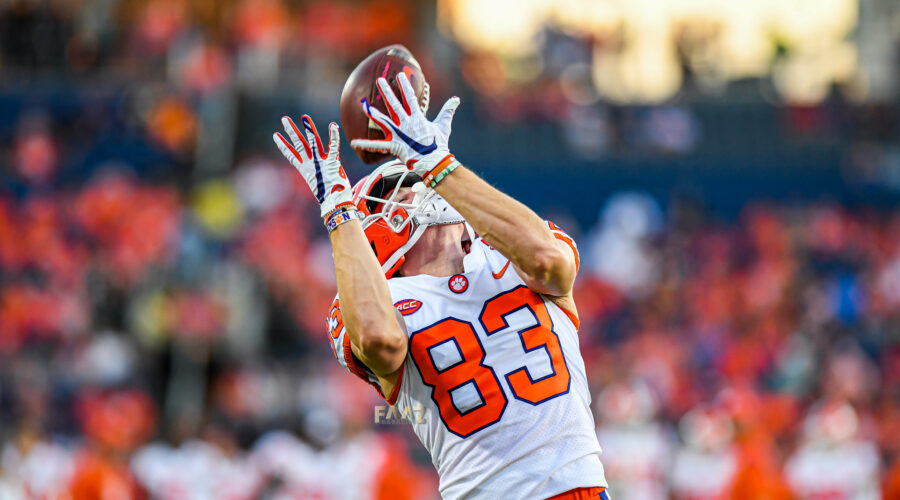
[
  {"left": 448, "top": 274, "right": 469, "bottom": 294},
  {"left": 394, "top": 299, "right": 422, "bottom": 316}
]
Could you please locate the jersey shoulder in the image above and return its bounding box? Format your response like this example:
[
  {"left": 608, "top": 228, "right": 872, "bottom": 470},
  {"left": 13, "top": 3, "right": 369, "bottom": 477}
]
[
  {"left": 326, "top": 295, "right": 400, "bottom": 404},
  {"left": 469, "top": 220, "right": 580, "bottom": 280},
  {"left": 545, "top": 220, "right": 580, "bottom": 272}
]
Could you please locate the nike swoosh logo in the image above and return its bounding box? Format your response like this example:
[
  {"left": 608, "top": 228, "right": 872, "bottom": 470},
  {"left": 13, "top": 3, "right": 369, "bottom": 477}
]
[
  {"left": 386, "top": 122, "right": 437, "bottom": 155},
  {"left": 492, "top": 260, "right": 511, "bottom": 279}
]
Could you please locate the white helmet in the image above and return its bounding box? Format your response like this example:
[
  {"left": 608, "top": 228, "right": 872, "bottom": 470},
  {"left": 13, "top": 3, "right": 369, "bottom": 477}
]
[{"left": 350, "top": 161, "right": 472, "bottom": 277}]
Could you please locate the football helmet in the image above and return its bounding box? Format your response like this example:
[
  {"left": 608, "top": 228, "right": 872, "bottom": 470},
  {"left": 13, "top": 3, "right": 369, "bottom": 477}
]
[{"left": 352, "top": 160, "right": 470, "bottom": 278}]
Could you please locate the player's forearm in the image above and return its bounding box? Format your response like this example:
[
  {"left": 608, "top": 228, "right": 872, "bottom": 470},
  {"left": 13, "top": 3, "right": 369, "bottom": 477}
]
[
  {"left": 434, "top": 166, "right": 576, "bottom": 295},
  {"left": 329, "top": 221, "right": 406, "bottom": 375},
  {"left": 347, "top": 75, "right": 574, "bottom": 294}
]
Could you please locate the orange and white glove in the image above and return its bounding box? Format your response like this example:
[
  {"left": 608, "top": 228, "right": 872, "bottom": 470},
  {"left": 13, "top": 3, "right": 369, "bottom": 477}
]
[
  {"left": 273, "top": 115, "right": 354, "bottom": 219},
  {"left": 351, "top": 73, "right": 461, "bottom": 185}
]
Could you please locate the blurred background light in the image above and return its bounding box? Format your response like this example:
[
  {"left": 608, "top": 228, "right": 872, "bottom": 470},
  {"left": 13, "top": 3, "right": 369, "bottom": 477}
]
[{"left": 440, "top": 0, "right": 861, "bottom": 103}]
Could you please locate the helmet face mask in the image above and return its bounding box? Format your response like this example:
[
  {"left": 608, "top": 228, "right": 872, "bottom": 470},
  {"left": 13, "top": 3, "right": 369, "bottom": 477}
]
[
  {"left": 352, "top": 161, "right": 467, "bottom": 278},
  {"left": 357, "top": 166, "right": 422, "bottom": 233}
]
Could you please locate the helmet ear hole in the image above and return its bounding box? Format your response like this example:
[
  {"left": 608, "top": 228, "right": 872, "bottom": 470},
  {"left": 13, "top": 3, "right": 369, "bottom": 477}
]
[{"left": 388, "top": 208, "right": 409, "bottom": 230}]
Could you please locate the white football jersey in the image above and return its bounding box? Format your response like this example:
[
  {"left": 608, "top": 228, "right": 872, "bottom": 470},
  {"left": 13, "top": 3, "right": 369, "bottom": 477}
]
[
  {"left": 328, "top": 223, "right": 607, "bottom": 499},
  {"left": 785, "top": 440, "right": 881, "bottom": 500},
  {"left": 596, "top": 423, "right": 671, "bottom": 500}
]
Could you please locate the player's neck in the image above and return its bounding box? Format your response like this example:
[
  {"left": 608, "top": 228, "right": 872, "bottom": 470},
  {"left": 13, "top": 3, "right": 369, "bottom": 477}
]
[
  {"left": 402, "top": 257, "right": 464, "bottom": 278},
  {"left": 400, "top": 227, "right": 465, "bottom": 278}
]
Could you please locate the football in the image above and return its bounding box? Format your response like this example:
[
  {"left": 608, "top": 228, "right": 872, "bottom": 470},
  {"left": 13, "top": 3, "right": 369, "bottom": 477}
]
[{"left": 340, "top": 44, "right": 429, "bottom": 164}]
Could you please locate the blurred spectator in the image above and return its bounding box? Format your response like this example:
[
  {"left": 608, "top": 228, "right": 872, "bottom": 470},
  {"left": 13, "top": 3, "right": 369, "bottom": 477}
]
[
  {"left": 0, "top": 422, "right": 74, "bottom": 499},
  {"left": 670, "top": 405, "right": 738, "bottom": 499},
  {"left": 585, "top": 192, "right": 662, "bottom": 299},
  {"left": 785, "top": 400, "right": 882, "bottom": 499},
  {"left": 145, "top": 95, "right": 198, "bottom": 153},
  {"left": 131, "top": 433, "right": 261, "bottom": 499},
  {"left": 11, "top": 112, "right": 59, "bottom": 185},
  {"left": 595, "top": 381, "right": 671, "bottom": 500},
  {"left": 0, "top": 0, "right": 69, "bottom": 71},
  {"left": 0, "top": 0, "right": 899, "bottom": 498}
]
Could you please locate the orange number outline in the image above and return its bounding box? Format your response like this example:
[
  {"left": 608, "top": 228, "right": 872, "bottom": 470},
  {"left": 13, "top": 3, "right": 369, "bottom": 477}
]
[
  {"left": 328, "top": 298, "right": 344, "bottom": 340},
  {"left": 408, "top": 286, "right": 571, "bottom": 438},
  {"left": 479, "top": 285, "right": 571, "bottom": 405},
  {"left": 409, "top": 317, "right": 508, "bottom": 438}
]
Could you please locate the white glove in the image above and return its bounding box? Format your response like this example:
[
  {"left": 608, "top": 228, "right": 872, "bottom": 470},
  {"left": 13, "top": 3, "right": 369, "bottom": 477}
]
[
  {"left": 274, "top": 115, "right": 353, "bottom": 218},
  {"left": 351, "top": 73, "right": 460, "bottom": 177}
]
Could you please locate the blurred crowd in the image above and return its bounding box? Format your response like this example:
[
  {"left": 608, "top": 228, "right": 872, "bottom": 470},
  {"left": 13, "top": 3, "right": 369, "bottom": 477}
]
[
  {"left": 3, "top": 161, "right": 900, "bottom": 498},
  {"left": 582, "top": 194, "right": 900, "bottom": 499},
  {"left": 2, "top": 0, "right": 900, "bottom": 500},
  {"left": 0, "top": 156, "right": 444, "bottom": 498},
  {"left": 0, "top": 0, "right": 419, "bottom": 83}
]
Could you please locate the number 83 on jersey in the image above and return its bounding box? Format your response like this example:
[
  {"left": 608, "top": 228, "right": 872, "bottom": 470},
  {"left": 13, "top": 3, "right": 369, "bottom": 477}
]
[{"left": 408, "top": 285, "right": 572, "bottom": 438}]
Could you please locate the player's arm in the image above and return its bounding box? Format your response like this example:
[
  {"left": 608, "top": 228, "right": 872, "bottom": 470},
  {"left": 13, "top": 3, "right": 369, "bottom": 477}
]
[
  {"left": 273, "top": 115, "right": 406, "bottom": 385},
  {"left": 328, "top": 220, "right": 407, "bottom": 378},
  {"left": 433, "top": 167, "right": 576, "bottom": 296},
  {"left": 352, "top": 75, "right": 577, "bottom": 297}
]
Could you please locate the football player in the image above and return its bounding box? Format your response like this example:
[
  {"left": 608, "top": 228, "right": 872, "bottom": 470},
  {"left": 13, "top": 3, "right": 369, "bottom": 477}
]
[{"left": 273, "top": 72, "right": 609, "bottom": 499}]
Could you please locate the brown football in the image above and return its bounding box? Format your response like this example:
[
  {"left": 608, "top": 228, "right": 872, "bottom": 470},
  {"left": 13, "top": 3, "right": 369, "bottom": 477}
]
[{"left": 340, "top": 44, "right": 429, "bottom": 164}]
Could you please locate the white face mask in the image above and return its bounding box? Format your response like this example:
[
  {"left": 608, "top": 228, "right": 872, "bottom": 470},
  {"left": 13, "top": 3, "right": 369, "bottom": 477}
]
[
  {"left": 409, "top": 183, "right": 465, "bottom": 227},
  {"left": 356, "top": 162, "right": 473, "bottom": 275}
]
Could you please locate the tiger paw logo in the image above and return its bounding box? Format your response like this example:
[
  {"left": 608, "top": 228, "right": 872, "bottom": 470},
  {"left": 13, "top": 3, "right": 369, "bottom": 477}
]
[{"left": 448, "top": 274, "right": 468, "bottom": 294}]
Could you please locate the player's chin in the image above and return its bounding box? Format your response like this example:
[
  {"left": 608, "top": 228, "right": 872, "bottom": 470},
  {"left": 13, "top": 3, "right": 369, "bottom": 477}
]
[{"left": 428, "top": 222, "right": 468, "bottom": 254}]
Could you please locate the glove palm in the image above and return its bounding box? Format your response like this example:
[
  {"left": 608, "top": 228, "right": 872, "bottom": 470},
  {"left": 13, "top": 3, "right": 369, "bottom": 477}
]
[
  {"left": 351, "top": 73, "right": 460, "bottom": 177},
  {"left": 274, "top": 115, "right": 353, "bottom": 218}
]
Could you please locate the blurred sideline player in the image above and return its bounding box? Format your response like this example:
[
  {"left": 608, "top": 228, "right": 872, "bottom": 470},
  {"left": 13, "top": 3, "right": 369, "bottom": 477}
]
[
  {"left": 273, "top": 47, "right": 608, "bottom": 498},
  {"left": 784, "top": 400, "right": 881, "bottom": 500},
  {"left": 594, "top": 382, "right": 670, "bottom": 500},
  {"left": 670, "top": 405, "right": 739, "bottom": 499}
]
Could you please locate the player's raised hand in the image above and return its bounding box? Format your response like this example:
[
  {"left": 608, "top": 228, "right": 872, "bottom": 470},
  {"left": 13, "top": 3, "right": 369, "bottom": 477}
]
[
  {"left": 352, "top": 72, "right": 460, "bottom": 178},
  {"left": 274, "top": 115, "right": 354, "bottom": 219}
]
